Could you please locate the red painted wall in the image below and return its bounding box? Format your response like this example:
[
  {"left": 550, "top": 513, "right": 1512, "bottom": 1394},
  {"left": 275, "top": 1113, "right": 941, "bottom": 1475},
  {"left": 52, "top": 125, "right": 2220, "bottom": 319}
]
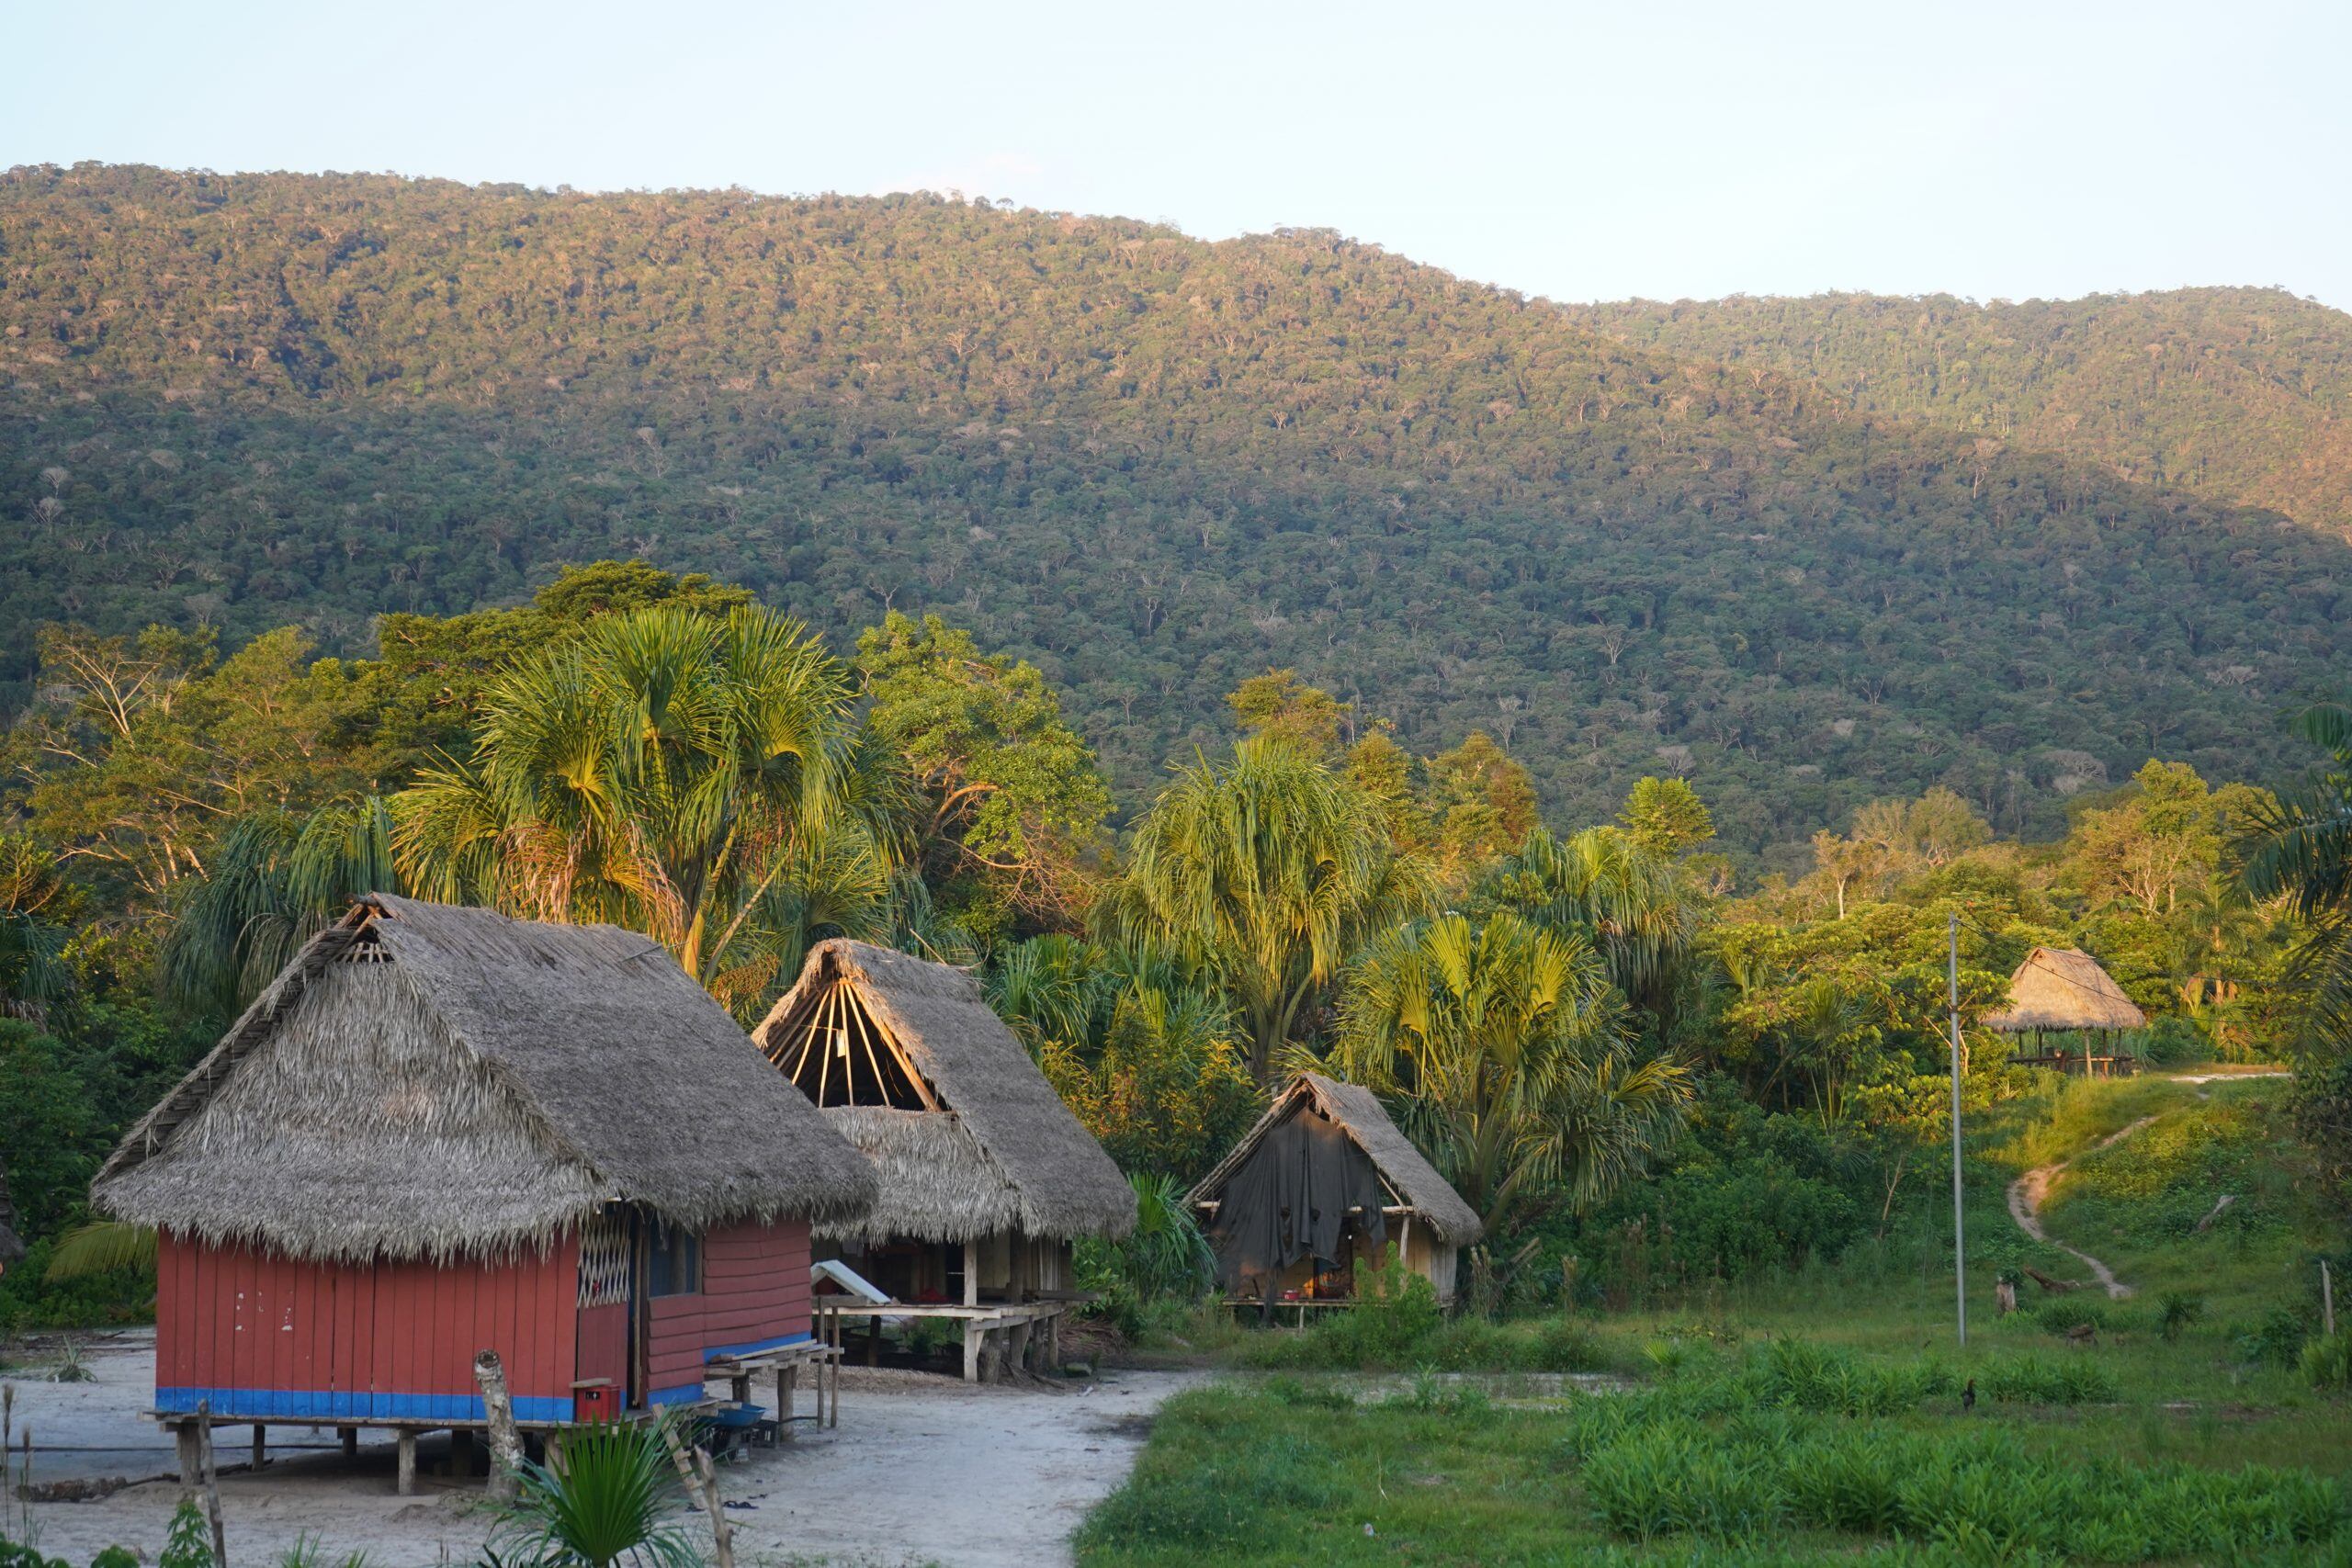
[
  {"left": 643, "top": 1218, "right": 812, "bottom": 1402},
  {"left": 155, "top": 1231, "right": 582, "bottom": 1424}
]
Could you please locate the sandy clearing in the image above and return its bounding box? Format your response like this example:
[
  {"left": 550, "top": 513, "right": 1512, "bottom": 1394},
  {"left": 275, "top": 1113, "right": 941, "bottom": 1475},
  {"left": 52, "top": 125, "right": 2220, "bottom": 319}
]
[{"left": 7, "top": 1331, "right": 1204, "bottom": 1567}]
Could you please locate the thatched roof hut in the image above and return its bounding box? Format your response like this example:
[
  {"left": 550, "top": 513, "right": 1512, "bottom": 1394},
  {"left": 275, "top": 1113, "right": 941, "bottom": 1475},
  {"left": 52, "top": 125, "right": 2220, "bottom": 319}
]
[
  {"left": 94, "top": 894, "right": 877, "bottom": 1264},
  {"left": 0, "top": 1162, "right": 24, "bottom": 1269},
  {"left": 1191, "top": 1073, "right": 1483, "bottom": 1245},
  {"left": 1982, "top": 946, "right": 2148, "bottom": 1033},
  {"left": 754, "top": 939, "right": 1135, "bottom": 1246}
]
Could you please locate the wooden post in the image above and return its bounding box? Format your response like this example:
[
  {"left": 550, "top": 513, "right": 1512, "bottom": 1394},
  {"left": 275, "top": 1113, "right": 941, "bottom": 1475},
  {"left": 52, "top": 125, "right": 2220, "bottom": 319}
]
[
  {"left": 175, "top": 1422, "right": 201, "bottom": 1494},
  {"left": 777, "top": 1366, "right": 796, "bottom": 1441},
  {"left": 963, "top": 1241, "right": 978, "bottom": 1306},
  {"left": 395, "top": 1427, "right": 418, "bottom": 1497},
  {"left": 338, "top": 1427, "right": 358, "bottom": 1460},
  {"left": 1046, "top": 1308, "right": 1062, "bottom": 1374},
  {"left": 450, "top": 1427, "right": 476, "bottom": 1479},
  {"left": 962, "top": 1321, "right": 981, "bottom": 1382},
  {"left": 250, "top": 1423, "right": 266, "bottom": 1472},
  {"left": 660, "top": 1425, "right": 737, "bottom": 1568},
  {"left": 828, "top": 1346, "right": 840, "bottom": 1429},
  {"left": 473, "top": 1349, "right": 523, "bottom": 1501},
  {"left": 1007, "top": 1317, "right": 1034, "bottom": 1378},
  {"left": 194, "top": 1400, "right": 227, "bottom": 1568},
  {"left": 866, "top": 1314, "right": 881, "bottom": 1367}
]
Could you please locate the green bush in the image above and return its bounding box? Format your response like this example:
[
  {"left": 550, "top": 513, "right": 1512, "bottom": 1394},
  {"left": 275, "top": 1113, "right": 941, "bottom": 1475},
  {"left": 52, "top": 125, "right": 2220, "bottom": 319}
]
[
  {"left": 2302, "top": 1328, "right": 2352, "bottom": 1393},
  {"left": 2141, "top": 1014, "right": 2211, "bottom": 1067},
  {"left": 2235, "top": 1306, "right": 2315, "bottom": 1369},
  {"left": 1973, "top": 1352, "right": 2118, "bottom": 1405},
  {"left": 2159, "top": 1290, "right": 2207, "bottom": 1341}
]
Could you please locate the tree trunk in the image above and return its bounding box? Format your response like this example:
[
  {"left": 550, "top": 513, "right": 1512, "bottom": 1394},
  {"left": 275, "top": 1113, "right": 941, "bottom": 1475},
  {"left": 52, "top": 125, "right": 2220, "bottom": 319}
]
[{"left": 472, "top": 1349, "right": 524, "bottom": 1502}]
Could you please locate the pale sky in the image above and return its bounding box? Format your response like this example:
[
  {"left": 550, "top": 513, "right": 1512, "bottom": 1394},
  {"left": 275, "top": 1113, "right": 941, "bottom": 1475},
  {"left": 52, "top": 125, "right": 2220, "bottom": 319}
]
[{"left": 7, "top": 0, "right": 2348, "bottom": 309}]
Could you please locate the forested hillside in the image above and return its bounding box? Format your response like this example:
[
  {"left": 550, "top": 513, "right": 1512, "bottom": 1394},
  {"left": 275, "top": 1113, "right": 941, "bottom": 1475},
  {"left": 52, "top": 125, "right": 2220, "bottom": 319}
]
[
  {"left": 1570, "top": 288, "right": 2352, "bottom": 539},
  {"left": 4, "top": 164, "right": 2347, "bottom": 860}
]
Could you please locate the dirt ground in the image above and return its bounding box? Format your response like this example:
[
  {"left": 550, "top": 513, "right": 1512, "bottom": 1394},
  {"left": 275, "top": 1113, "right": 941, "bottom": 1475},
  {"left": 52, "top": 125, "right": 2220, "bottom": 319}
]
[{"left": 6, "top": 1330, "right": 1203, "bottom": 1567}]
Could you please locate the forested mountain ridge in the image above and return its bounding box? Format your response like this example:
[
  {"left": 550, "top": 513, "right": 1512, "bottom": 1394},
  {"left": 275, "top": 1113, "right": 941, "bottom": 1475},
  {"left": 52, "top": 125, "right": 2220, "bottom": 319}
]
[
  {"left": 3, "top": 164, "right": 2346, "bottom": 864},
  {"left": 1568, "top": 288, "right": 2352, "bottom": 539}
]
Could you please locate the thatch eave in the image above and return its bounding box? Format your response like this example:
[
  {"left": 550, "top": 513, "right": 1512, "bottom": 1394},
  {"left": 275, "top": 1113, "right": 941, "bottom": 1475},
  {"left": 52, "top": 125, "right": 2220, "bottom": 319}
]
[
  {"left": 93, "top": 896, "right": 878, "bottom": 1265},
  {"left": 758, "top": 940, "right": 1135, "bottom": 1243},
  {"left": 1982, "top": 946, "right": 2149, "bottom": 1034}
]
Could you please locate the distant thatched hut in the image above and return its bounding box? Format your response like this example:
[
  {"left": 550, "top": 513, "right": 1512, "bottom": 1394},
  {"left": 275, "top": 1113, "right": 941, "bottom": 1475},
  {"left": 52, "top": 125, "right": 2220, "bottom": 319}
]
[
  {"left": 1984, "top": 945, "right": 2149, "bottom": 1077},
  {"left": 0, "top": 1162, "right": 24, "bottom": 1276},
  {"left": 1187, "top": 1072, "right": 1483, "bottom": 1313},
  {"left": 753, "top": 940, "right": 1134, "bottom": 1378},
  {"left": 94, "top": 894, "right": 876, "bottom": 1487}
]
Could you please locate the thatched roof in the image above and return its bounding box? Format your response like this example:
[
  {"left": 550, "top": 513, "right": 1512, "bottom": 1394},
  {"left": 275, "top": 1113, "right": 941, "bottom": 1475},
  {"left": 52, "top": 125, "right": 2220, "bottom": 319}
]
[
  {"left": 1188, "top": 1073, "right": 1483, "bottom": 1246},
  {"left": 1982, "top": 946, "right": 2149, "bottom": 1033},
  {"left": 94, "top": 894, "right": 876, "bottom": 1264},
  {"left": 0, "top": 1162, "right": 23, "bottom": 1266},
  {"left": 755, "top": 940, "right": 1135, "bottom": 1244}
]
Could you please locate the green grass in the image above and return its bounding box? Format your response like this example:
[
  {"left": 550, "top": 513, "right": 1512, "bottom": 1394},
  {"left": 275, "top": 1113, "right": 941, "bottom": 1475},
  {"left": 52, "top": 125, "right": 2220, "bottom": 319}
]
[{"left": 1086, "top": 1075, "right": 2352, "bottom": 1562}]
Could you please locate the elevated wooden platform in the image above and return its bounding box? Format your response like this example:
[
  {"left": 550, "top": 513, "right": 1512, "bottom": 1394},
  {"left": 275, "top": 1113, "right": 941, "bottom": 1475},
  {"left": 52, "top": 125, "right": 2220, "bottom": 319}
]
[{"left": 816, "top": 1293, "right": 1088, "bottom": 1381}]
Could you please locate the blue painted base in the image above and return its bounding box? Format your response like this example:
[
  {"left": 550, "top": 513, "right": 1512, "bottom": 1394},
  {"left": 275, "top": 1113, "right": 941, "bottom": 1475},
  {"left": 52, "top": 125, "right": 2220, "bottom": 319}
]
[{"left": 157, "top": 1386, "right": 573, "bottom": 1424}]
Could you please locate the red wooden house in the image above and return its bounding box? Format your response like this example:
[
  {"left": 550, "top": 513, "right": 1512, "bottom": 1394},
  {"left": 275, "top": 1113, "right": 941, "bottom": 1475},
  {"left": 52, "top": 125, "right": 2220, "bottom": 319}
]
[{"left": 93, "top": 895, "right": 876, "bottom": 1474}]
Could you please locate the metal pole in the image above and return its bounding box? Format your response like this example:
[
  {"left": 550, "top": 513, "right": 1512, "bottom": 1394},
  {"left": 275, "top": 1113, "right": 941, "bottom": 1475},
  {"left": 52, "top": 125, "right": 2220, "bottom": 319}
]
[{"left": 1949, "top": 911, "right": 1967, "bottom": 1349}]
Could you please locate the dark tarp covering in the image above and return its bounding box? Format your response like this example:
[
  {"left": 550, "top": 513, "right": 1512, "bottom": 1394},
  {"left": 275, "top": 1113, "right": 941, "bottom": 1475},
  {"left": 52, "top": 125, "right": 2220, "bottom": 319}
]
[{"left": 1206, "top": 1110, "right": 1388, "bottom": 1294}]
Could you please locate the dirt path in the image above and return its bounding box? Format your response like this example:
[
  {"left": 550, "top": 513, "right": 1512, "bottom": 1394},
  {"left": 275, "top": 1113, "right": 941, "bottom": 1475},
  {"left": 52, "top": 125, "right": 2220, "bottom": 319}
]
[
  {"left": 11, "top": 1332, "right": 1203, "bottom": 1567},
  {"left": 2006, "top": 1115, "right": 2158, "bottom": 1299}
]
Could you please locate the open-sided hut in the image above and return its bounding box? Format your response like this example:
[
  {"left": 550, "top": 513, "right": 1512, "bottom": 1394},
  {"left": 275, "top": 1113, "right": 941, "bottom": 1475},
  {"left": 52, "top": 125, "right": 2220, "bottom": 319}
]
[
  {"left": 93, "top": 894, "right": 876, "bottom": 1487},
  {"left": 1188, "top": 1072, "right": 1482, "bottom": 1313},
  {"left": 1984, "top": 945, "right": 2149, "bottom": 1077},
  {"left": 752, "top": 939, "right": 1134, "bottom": 1378},
  {"left": 0, "top": 1162, "right": 23, "bottom": 1276}
]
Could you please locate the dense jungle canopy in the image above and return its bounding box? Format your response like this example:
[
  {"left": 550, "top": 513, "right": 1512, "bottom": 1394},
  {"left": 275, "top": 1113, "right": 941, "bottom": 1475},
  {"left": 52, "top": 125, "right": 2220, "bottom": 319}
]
[{"left": 3, "top": 164, "right": 2349, "bottom": 867}]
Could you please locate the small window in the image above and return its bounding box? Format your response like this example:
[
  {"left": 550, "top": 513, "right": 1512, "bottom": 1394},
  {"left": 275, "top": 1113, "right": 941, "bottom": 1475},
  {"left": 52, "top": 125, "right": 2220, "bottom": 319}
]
[{"left": 648, "top": 1223, "right": 700, "bottom": 1298}]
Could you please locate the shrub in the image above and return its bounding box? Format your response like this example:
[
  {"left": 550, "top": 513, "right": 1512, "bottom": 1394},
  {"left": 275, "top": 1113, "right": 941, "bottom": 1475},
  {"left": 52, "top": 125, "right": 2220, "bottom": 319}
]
[
  {"left": 2234, "top": 1306, "right": 2314, "bottom": 1369},
  {"left": 1974, "top": 1352, "right": 2117, "bottom": 1404},
  {"left": 2302, "top": 1329, "right": 2352, "bottom": 1393},
  {"left": 2158, "top": 1290, "right": 2206, "bottom": 1341}
]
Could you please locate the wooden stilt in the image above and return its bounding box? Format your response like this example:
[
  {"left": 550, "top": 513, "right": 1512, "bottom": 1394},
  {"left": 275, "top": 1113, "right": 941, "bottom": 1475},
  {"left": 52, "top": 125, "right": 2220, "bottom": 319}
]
[
  {"left": 451, "top": 1427, "right": 476, "bottom": 1479},
  {"left": 1046, "top": 1308, "right": 1063, "bottom": 1373},
  {"left": 1007, "top": 1318, "right": 1034, "bottom": 1378},
  {"left": 866, "top": 1314, "right": 881, "bottom": 1367},
  {"left": 395, "top": 1427, "right": 418, "bottom": 1496},
  {"left": 174, "top": 1422, "right": 200, "bottom": 1494},
  {"left": 194, "top": 1403, "right": 225, "bottom": 1568},
  {"left": 778, "top": 1366, "right": 796, "bottom": 1441},
  {"left": 339, "top": 1426, "right": 359, "bottom": 1460},
  {"left": 962, "top": 1321, "right": 980, "bottom": 1382},
  {"left": 826, "top": 1351, "right": 839, "bottom": 1429},
  {"left": 251, "top": 1422, "right": 266, "bottom": 1471}
]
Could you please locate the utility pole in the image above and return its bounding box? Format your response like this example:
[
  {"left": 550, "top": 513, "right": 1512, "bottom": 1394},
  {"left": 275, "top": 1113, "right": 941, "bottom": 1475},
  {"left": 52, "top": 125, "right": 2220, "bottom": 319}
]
[{"left": 1950, "top": 910, "right": 1967, "bottom": 1349}]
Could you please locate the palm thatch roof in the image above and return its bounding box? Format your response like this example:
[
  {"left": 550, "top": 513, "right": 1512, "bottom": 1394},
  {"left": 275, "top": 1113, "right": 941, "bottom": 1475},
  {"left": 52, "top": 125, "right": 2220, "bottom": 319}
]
[
  {"left": 0, "top": 1162, "right": 23, "bottom": 1267},
  {"left": 94, "top": 894, "right": 877, "bottom": 1264},
  {"left": 754, "top": 940, "right": 1135, "bottom": 1244},
  {"left": 1188, "top": 1072, "right": 1484, "bottom": 1245},
  {"left": 1982, "top": 946, "right": 2149, "bottom": 1033}
]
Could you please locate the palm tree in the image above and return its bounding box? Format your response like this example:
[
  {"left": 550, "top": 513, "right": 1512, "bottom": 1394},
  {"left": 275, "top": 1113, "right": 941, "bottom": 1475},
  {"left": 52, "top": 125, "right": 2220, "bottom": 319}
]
[
  {"left": 163, "top": 795, "right": 400, "bottom": 1014},
  {"left": 2241, "top": 700, "right": 2352, "bottom": 1050},
  {"left": 1473, "top": 826, "right": 1702, "bottom": 1023},
  {"left": 395, "top": 605, "right": 908, "bottom": 1010},
  {"left": 1098, "top": 737, "right": 1431, "bottom": 1080},
  {"left": 1331, "top": 910, "right": 1690, "bottom": 1236}
]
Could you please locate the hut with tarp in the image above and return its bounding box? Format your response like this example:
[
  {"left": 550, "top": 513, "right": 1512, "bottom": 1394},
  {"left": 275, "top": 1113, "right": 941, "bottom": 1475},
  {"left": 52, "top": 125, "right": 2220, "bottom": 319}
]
[
  {"left": 0, "top": 1162, "right": 24, "bottom": 1277},
  {"left": 93, "top": 893, "right": 876, "bottom": 1490},
  {"left": 1187, "top": 1072, "right": 1483, "bottom": 1315},
  {"left": 1983, "top": 945, "right": 2149, "bottom": 1077},
  {"left": 752, "top": 939, "right": 1135, "bottom": 1379}
]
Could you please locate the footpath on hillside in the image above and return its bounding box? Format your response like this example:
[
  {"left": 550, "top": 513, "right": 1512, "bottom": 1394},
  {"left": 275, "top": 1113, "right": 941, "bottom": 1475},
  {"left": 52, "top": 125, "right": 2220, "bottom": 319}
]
[{"left": 2003, "top": 1069, "right": 2290, "bottom": 1300}]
